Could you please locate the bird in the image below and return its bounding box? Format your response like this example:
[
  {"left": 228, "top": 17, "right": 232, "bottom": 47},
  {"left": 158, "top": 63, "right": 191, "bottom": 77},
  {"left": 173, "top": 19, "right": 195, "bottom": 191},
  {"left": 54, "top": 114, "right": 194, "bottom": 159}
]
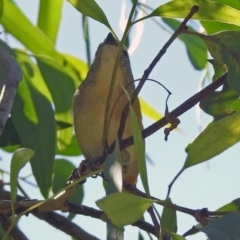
[{"left": 72, "top": 32, "right": 143, "bottom": 185}]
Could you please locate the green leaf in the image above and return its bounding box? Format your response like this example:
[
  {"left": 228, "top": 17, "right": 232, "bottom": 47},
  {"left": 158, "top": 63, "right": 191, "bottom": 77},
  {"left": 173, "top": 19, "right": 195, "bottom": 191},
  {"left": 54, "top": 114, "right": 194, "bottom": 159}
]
[
  {"left": 82, "top": 15, "right": 91, "bottom": 68},
  {"left": 96, "top": 193, "right": 154, "bottom": 228},
  {"left": 207, "top": 60, "right": 227, "bottom": 81},
  {"left": 162, "top": 18, "right": 207, "bottom": 70},
  {"left": 37, "top": 0, "right": 64, "bottom": 44},
  {"left": 53, "top": 159, "right": 83, "bottom": 220},
  {"left": 201, "top": 0, "right": 240, "bottom": 34},
  {"left": 37, "top": 57, "right": 77, "bottom": 114},
  {"left": 62, "top": 53, "right": 88, "bottom": 82},
  {"left": 56, "top": 134, "right": 81, "bottom": 156},
  {"left": 216, "top": 198, "right": 240, "bottom": 212},
  {"left": 200, "top": 212, "right": 240, "bottom": 240},
  {"left": 67, "top": 0, "right": 111, "bottom": 29},
  {"left": 210, "top": 0, "right": 240, "bottom": 9},
  {"left": 129, "top": 107, "right": 149, "bottom": 196},
  {"left": 0, "top": 225, "right": 13, "bottom": 240},
  {"left": 55, "top": 110, "right": 73, "bottom": 153},
  {"left": 57, "top": 125, "right": 73, "bottom": 151},
  {"left": 56, "top": 121, "right": 72, "bottom": 131},
  {"left": 163, "top": 230, "right": 186, "bottom": 240},
  {"left": 139, "top": 97, "right": 163, "bottom": 121},
  {"left": 147, "top": 0, "right": 240, "bottom": 27},
  {"left": 201, "top": 21, "right": 240, "bottom": 34},
  {"left": 184, "top": 110, "right": 240, "bottom": 168},
  {"left": 192, "top": 31, "right": 240, "bottom": 94},
  {"left": 10, "top": 148, "right": 34, "bottom": 201},
  {"left": 11, "top": 75, "right": 56, "bottom": 199},
  {"left": 1, "top": 0, "right": 62, "bottom": 62},
  {"left": 15, "top": 50, "right": 53, "bottom": 103},
  {"left": 162, "top": 199, "right": 177, "bottom": 233},
  {"left": 200, "top": 82, "right": 240, "bottom": 120}
]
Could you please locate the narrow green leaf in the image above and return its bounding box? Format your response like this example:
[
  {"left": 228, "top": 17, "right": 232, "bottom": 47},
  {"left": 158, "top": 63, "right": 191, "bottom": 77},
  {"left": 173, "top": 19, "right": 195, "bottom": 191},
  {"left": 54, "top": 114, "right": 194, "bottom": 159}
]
[
  {"left": 200, "top": 212, "right": 240, "bottom": 240},
  {"left": 193, "top": 31, "right": 240, "bottom": 94},
  {"left": 162, "top": 199, "right": 177, "bottom": 233},
  {"left": 138, "top": 232, "right": 144, "bottom": 240},
  {"left": 1, "top": 0, "right": 62, "bottom": 62},
  {"left": 10, "top": 148, "right": 34, "bottom": 201},
  {"left": 129, "top": 107, "right": 149, "bottom": 196},
  {"left": 57, "top": 125, "right": 73, "bottom": 152},
  {"left": 96, "top": 193, "right": 154, "bottom": 227},
  {"left": 216, "top": 198, "right": 240, "bottom": 212},
  {"left": 148, "top": 0, "right": 240, "bottom": 27},
  {"left": 184, "top": 110, "right": 240, "bottom": 168},
  {"left": 0, "top": 225, "right": 12, "bottom": 240},
  {"left": 82, "top": 15, "right": 91, "bottom": 68},
  {"left": 163, "top": 229, "right": 186, "bottom": 240},
  {"left": 67, "top": 0, "right": 111, "bottom": 29},
  {"left": 55, "top": 110, "right": 73, "bottom": 153},
  {"left": 139, "top": 97, "right": 163, "bottom": 121},
  {"left": 37, "top": 0, "right": 64, "bottom": 44},
  {"left": 162, "top": 18, "right": 207, "bottom": 70},
  {"left": 11, "top": 78, "right": 56, "bottom": 199}
]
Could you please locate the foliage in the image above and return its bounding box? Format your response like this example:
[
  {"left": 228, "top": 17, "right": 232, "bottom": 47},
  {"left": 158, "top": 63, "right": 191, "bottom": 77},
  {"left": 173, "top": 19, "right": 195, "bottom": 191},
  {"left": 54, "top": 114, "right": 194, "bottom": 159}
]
[{"left": 0, "top": 0, "right": 240, "bottom": 239}]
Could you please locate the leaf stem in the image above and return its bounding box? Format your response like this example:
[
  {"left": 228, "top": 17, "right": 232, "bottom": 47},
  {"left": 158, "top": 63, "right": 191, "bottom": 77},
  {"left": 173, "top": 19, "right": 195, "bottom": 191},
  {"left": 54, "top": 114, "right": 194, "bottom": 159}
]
[{"left": 102, "top": 0, "right": 139, "bottom": 151}]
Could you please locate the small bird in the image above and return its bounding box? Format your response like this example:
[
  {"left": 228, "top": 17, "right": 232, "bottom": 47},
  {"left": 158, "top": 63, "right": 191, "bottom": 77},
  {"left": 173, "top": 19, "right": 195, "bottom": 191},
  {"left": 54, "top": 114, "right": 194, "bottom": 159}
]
[{"left": 72, "top": 33, "right": 143, "bottom": 185}]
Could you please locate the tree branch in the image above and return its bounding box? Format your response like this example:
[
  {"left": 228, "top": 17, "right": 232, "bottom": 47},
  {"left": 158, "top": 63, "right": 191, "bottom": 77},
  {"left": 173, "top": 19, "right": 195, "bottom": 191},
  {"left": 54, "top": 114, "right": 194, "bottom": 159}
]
[
  {"left": 76, "top": 73, "right": 227, "bottom": 178},
  {"left": 0, "top": 47, "right": 22, "bottom": 136},
  {"left": 117, "top": 5, "right": 199, "bottom": 141},
  {"left": 0, "top": 190, "right": 98, "bottom": 240},
  {"left": 0, "top": 213, "right": 28, "bottom": 240},
  {"left": 34, "top": 211, "right": 99, "bottom": 240}
]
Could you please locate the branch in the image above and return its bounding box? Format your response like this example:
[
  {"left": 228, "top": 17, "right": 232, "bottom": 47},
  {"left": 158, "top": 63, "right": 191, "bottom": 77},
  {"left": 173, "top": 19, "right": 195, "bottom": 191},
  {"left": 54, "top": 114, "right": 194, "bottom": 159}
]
[
  {"left": 0, "top": 189, "right": 158, "bottom": 238},
  {"left": 34, "top": 211, "right": 99, "bottom": 240},
  {"left": 0, "top": 190, "right": 98, "bottom": 240},
  {"left": 117, "top": 5, "right": 199, "bottom": 141},
  {"left": 0, "top": 47, "right": 22, "bottom": 136},
  {"left": 68, "top": 202, "right": 158, "bottom": 237},
  {"left": 120, "top": 72, "right": 227, "bottom": 151},
  {"left": 74, "top": 6, "right": 200, "bottom": 176},
  {"left": 75, "top": 73, "right": 227, "bottom": 179},
  {"left": 0, "top": 214, "right": 28, "bottom": 240}
]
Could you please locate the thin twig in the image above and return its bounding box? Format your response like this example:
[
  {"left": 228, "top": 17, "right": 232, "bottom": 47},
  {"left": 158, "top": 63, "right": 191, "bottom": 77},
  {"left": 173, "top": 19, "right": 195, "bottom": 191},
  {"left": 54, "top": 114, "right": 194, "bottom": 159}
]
[
  {"left": 118, "top": 72, "right": 227, "bottom": 152},
  {"left": 117, "top": 5, "right": 199, "bottom": 141},
  {"left": 0, "top": 190, "right": 98, "bottom": 240},
  {"left": 0, "top": 214, "right": 28, "bottom": 240},
  {"left": 78, "top": 6, "right": 205, "bottom": 177},
  {"left": 35, "top": 211, "right": 99, "bottom": 240},
  {"left": 76, "top": 72, "right": 227, "bottom": 187}
]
